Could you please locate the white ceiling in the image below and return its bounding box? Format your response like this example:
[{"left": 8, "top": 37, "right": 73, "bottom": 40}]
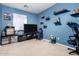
[{"left": 2, "top": 3, "right": 55, "bottom": 14}]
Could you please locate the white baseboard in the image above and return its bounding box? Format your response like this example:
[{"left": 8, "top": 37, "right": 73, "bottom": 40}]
[
  {"left": 43, "top": 39, "right": 75, "bottom": 50},
  {"left": 56, "top": 43, "right": 75, "bottom": 50},
  {"left": 0, "top": 46, "right": 1, "bottom": 47},
  {"left": 43, "top": 39, "right": 50, "bottom": 42}
]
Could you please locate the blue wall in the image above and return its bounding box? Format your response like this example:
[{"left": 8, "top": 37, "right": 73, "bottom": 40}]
[
  {"left": 1, "top": 3, "right": 79, "bottom": 47},
  {"left": 0, "top": 5, "right": 2, "bottom": 30},
  {"left": 0, "top": 6, "right": 2, "bottom": 38},
  {"left": 1, "top": 5, "right": 38, "bottom": 30},
  {"left": 0, "top": 4, "right": 38, "bottom": 44},
  {"left": 0, "top": 5, "right": 2, "bottom": 44},
  {"left": 38, "top": 3, "right": 79, "bottom": 46}
]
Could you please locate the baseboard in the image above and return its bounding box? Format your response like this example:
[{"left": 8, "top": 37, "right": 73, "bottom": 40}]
[
  {"left": 0, "top": 45, "right": 1, "bottom": 47},
  {"left": 43, "top": 39, "right": 50, "bottom": 42},
  {"left": 43, "top": 39, "right": 75, "bottom": 50},
  {"left": 56, "top": 43, "right": 75, "bottom": 50}
]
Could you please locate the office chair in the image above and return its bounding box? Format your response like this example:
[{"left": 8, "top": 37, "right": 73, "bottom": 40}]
[
  {"left": 67, "top": 27, "right": 79, "bottom": 55},
  {"left": 67, "top": 36, "right": 77, "bottom": 55}
]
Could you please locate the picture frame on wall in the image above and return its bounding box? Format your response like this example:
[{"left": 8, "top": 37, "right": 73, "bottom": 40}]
[{"left": 3, "top": 12, "right": 12, "bottom": 20}]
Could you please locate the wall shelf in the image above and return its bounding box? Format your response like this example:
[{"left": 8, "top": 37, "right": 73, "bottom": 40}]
[
  {"left": 54, "top": 17, "right": 61, "bottom": 26},
  {"left": 54, "top": 21, "right": 61, "bottom": 26},
  {"left": 45, "top": 17, "right": 50, "bottom": 21},
  {"left": 43, "top": 25, "right": 47, "bottom": 29},
  {"left": 70, "top": 7, "right": 79, "bottom": 17},
  {"left": 41, "top": 16, "right": 45, "bottom": 19},
  {"left": 40, "top": 22, "right": 44, "bottom": 25},
  {"left": 70, "top": 13, "right": 79, "bottom": 17},
  {"left": 67, "top": 22, "right": 79, "bottom": 28},
  {"left": 54, "top": 9, "right": 69, "bottom": 15}
]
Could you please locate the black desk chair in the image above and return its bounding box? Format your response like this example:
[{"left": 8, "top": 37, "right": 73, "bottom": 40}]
[{"left": 67, "top": 36, "right": 79, "bottom": 55}]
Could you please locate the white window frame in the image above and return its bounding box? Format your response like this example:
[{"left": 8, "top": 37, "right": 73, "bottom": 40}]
[{"left": 13, "top": 13, "right": 27, "bottom": 31}]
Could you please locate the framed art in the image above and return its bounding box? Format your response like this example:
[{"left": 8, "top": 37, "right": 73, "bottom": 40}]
[{"left": 3, "top": 12, "right": 12, "bottom": 20}]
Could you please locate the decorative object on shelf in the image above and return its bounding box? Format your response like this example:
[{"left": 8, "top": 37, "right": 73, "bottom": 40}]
[
  {"left": 54, "top": 9, "right": 69, "bottom": 15},
  {"left": 54, "top": 17, "right": 61, "bottom": 26},
  {"left": 5, "top": 26, "right": 15, "bottom": 36},
  {"left": 3, "top": 12, "right": 12, "bottom": 20},
  {"left": 45, "top": 17, "right": 50, "bottom": 21},
  {"left": 41, "top": 16, "right": 45, "bottom": 19},
  {"left": 40, "top": 22, "right": 44, "bottom": 25},
  {"left": 70, "top": 7, "right": 79, "bottom": 17},
  {"left": 43, "top": 25, "right": 47, "bottom": 29},
  {"left": 16, "top": 30, "right": 24, "bottom": 35}
]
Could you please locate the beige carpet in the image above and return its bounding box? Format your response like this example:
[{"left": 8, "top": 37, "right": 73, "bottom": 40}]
[{"left": 0, "top": 39, "right": 77, "bottom": 56}]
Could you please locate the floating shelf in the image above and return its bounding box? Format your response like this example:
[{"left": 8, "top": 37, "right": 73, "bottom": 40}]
[
  {"left": 43, "top": 25, "right": 47, "bottom": 29},
  {"left": 67, "top": 22, "right": 79, "bottom": 28},
  {"left": 45, "top": 17, "right": 50, "bottom": 21},
  {"left": 40, "top": 22, "right": 44, "bottom": 25},
  {"left": 70, "top": 13, "right": 79, "bottom": 17},
  {"left": 70, "top": 7, "right": 79, "bottom": 17},
  {"left": 54, "top": 22, "right": 61, "bottom": 26},
  {"left": 41, "top": 16, "right": 45, "bottom": 19},
  {"left": 54, "top": 9, "right": 69, "bottom": 15}
]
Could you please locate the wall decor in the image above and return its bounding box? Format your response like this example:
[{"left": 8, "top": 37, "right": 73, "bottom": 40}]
[
  {"left": 67, "top": 22, "right": 79, "bottom": 28},
  {"left": 3, "top": 13, "right": 12, "bottom": 20},
  {"left": 41, "top": 16, "right": 45, "bottom": 19},
  {"left": 45, "top": 17, "right": 50, "bottom": 21},
  {"left": 53, "top": 17, "right": 58, "bottom": 23},
  {"left": 70, "top": 7, "right": 79, "bottom": 17},
  {"left": 54, "top": 17, "right": 61, "bottom": 26},
  {"left": 43, "top": 25, "right": 47, "bottom": 29},
  {"left": 40, "top": 22, "right": 44, "bottom": 25},
  {"left": 54, "top": 9, "right": 69, "bottom": 15}
]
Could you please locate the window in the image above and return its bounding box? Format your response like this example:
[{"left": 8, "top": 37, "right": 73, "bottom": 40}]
[{"left": 13, "top": 13, "right": 27, "bottom": 30}]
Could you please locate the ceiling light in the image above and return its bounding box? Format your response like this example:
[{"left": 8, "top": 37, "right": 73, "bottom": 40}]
[{"left": 24, "top": 5, "right": 28, "bottom": 8}]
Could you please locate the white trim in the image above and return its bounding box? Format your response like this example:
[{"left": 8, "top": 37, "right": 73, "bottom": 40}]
[
  {"left": 0, "top": 46, "right": 1, "bottom": 47},
  {"left": 13, "top": 13, "right": 27, "bottom": 30},
  {"left": 56, "top": 43, "right": 75, "bottom": 50},
  {"left": 43, "top": 39, "right": 50, "bottom": 42},
  {"left": 43, "top": 39, "right": 75, "bottom": 50}
]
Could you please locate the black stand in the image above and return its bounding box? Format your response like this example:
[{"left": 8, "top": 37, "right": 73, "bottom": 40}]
[
  {"left": 68, "top": 48, "right": 79, "bottom": 55},
  {"left": 18, "top": 33, "right": 38, "bottom": 42},
  {"left": 1, "top": 35, "right": 13, "bottom": 45}
]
